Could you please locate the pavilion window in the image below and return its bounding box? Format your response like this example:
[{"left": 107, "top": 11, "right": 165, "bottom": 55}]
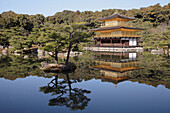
[
  {"left": 112, "top": 31, "right": 121, "bottom": 36},
  {"left": 125, "top": 31, "right": 127, "bottom": 36},
  {"left": 101, "top": 32, "right": 110, "bottom": 37},
  {"left": 105, "top": 21, "right": 108, "bottom": 26},
  {"left": 123, "top": 31, "right": 127, "bottom": 36},
  {"left": 124, "top": 31, "right": 126, "bottom": 36},
  {"left": 115, "top": 31, "right": 117, "bottom": 36},
  {"left": 130, "top": 31, "right": 132, "bottom": 36},
  {"left": 133, "top": 32, "right": 136, "bottom": 36},
  {"left": 112, "top": 21, "right": 118, "bottom": 26},
  {"left": 119, "top": 21, "right": 123, "bottom": 26},
  {"left": 118, "top": 31, "right": 121, "bottom": 35},
  {"left": 101, "top": 55, "right": 111, "bottom": 60},
  {"left": 111, "top": 32, "right": 114, "bottom": 36},
  {"left": 112, "top": 39, "right": 120, "bottom": 43},
  {"left": 119, "top": 21, "right": 121, "bottom": 26},
  {"left": 126, "top": 31, "right": 128, "bottom": 36},
  {"left": 128, "top": 31, "right": 131, "bottom": 36},
  {"left": 105, "top": 21, "right": 112, "bottom": 26},
  {"left": 126, "top": 31, "right": 129, "bottom": 35},
  {"left": 122, "top": 31, "right": 124, "bottom": 36},
  {"left": 101, "top": 39, "right": 111, "bottom": 43}
]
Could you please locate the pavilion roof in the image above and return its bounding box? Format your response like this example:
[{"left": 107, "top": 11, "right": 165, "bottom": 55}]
[
  {"left": 89, "top": 26, "right": 145, "bottom": 31},
  {"left": 101, "top": 76, "right": 130, "bottom": 84},
  {"left": 91, "top": 65, "right": 143, "bottom": 72},
  {"left": 98, "top": 13, "right": 135, "bottom": 21}
]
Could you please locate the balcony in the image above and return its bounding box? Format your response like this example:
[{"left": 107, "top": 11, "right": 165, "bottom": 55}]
[{"left": 94, "top": 34, "right": 141, "bottom": 38}]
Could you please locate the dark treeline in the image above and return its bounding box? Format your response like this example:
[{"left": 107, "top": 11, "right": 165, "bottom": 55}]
[
  {"left": 1, "top": 51, "right": 170, "bottom": 89},
  {"left": 130, "top": 52, "right": 170, "bottom": 89},
  {"left": 0, "top": 3, "right": 169, "bottom": 50}
]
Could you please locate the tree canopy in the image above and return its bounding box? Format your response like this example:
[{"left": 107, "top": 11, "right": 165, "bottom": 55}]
[{"left": 0, "top": 3, "right": 169, "bottom": 51}]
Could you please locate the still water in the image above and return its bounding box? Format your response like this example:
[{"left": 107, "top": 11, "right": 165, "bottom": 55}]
[{"left": 0, "top": 51, "right": 170, "bottom": 113}]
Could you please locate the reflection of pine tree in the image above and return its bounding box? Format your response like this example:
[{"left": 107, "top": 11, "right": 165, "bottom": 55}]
[
  {"left": 0, "top": 55, "right": 53, "bottom": 80},
  {"left": 39, "top": 73, "right": 91, "bottom": 111}
]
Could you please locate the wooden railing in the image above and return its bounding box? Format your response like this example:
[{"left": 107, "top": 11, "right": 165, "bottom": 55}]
[
  {"left": 100, "top": 43, "right": 125, "bottom": 46},
  {"left": 93, "top": 44, "right": 142, "bottom": 48}
]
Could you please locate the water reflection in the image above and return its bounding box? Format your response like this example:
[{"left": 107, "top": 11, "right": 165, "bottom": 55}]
[
  {"left": 92, "top": 52, "right": 143, "bottom": 86},
  {"left": 0, "top": 51, "right": 170, "bottom": 113},
  {"left": 39, "top": 73, "right": 91, "bottom": 111},
  {"left": 92, "top": 52, "right": 170, "bottom": 89},
  {"left": 0, "top": 51, "right": 169, "bottom": 89},
  {"left": 0, "top": 54, "right": 53, "bottom": 80},
  {"left": 130, "top": 52, "right": 170, "bottom": 89}
]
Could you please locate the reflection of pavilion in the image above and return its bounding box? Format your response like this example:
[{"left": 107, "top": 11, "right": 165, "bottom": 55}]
[{"left": 92, "top": 52, "right": 143, "bottom": 86}]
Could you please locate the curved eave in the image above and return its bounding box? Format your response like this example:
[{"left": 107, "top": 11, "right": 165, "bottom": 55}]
[
  {"left": 98, "top": 18, "right": 135, "bottom": 21},
  {"left": 93, "top": 37, "right": 142, "bottom": 39},
  {"left": 98, "top": 13, "right": 135, "bottom": 21},
  {"left": 91, "top": 65, "right": 143, "bottom": 72},
  {"left": 89, "top": 26, "right": 145, "bottom": 32}
]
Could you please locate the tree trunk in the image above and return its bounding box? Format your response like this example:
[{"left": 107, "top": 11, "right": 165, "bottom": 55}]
[
  {"left": 55, "top": 50, "right": 58, "bottom": 64},
  {"left": 65, "top": 42, "right": 72, "bottom": 65},
  {"left": 66, "top": 73, "right": 72, "bottom": 96},
  {"left": 55, "top": 74, "right": 58, "bottom": 87}
]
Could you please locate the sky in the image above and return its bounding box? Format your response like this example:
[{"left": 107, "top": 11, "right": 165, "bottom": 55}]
[{"left": 0, "top": 0, "right": 169, "bottom": 17}]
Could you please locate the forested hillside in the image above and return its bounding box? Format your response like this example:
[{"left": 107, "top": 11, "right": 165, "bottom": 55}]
[{"left": 0, "top": 3, "right": 169, "bottom": 51}]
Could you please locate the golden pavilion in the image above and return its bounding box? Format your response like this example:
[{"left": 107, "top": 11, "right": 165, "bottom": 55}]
[{"left": 90, "top": 13, "right": 145, "bottom": 48}]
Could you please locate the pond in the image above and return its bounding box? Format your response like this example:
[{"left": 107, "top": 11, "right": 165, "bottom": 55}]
[{"left": 0, "top": 51, "right": 170, "bottom": 113}]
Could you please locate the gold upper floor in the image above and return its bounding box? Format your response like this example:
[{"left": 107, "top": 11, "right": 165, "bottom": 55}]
[
  {"left": 94, "top": 30, "right": 141, "bottom": 38},
  {"left": 101, "top": 20, "right": 132, "bottom": 27},
  {"left": 89, "top": 13, "right": 144, "bottom": 37}
]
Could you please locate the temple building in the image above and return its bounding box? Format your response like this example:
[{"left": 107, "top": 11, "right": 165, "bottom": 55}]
[{"left": 89, "top": 13, "right": 145, "bottom": 52}]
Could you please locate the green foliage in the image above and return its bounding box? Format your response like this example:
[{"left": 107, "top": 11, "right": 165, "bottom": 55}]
[
  {"left": 29, "top": 14, "right": 45, "bottom": 28},
  {"left": 161, "top": 26, "right": 170, "bottom": 45},
  {"left": 0, "top": 29, "right": 10, "bottom": 46},
  {"left": 131, "top": 52, "right": 170, "bottom": 89},
  {"left": 60, "top": 23, "right": 92, "bottom": 43},
  {"left": 142, "top": 26, "right": 170, "bottom": 49},
  {"left": 0, "top": 3, "right": 169, "bottom": 50},
  {"left": 42, "top": 31, "right": 66, "bottom": 51},
  {"left": 57, "top": 22, "right": 93, "bottom": 64},
  {"left": 7, "top": 27, "right": 32, "bottom": 51},
  {"left": 72, "top": 44, "right": 79, "bottom": 51},
  {"left": 0, "top": 54, "right": 51, "bottom": 80}
]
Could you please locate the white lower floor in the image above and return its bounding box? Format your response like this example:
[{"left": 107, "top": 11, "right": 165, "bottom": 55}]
[{"left": 84, "top": 47, "right": 143, "bottom": 52}]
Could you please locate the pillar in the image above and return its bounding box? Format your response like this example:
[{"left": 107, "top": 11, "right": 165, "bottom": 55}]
[
  {"left": 120, "top": 39, "right": 122, "bottom": 47},
  {"left": 100, "top": 39, "right": 101, "bottom": 46}
]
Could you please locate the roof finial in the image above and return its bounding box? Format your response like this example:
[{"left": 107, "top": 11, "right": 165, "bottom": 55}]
[{"left": 114, "top": 9, "right": 118, "bottom": 14}]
